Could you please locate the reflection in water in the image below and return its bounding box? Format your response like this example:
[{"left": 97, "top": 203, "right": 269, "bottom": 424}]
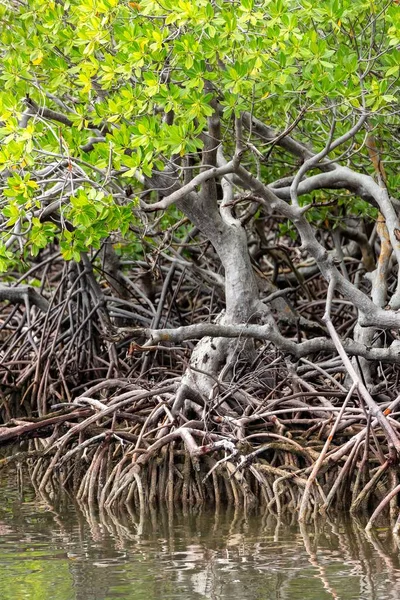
[{"left": 0, "top": 469, "right": 399, "bottom": 599}]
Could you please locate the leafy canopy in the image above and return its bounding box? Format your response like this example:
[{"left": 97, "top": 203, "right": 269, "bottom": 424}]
[{"left": 0, "top": 0, "right": 399, "bottom": 268}]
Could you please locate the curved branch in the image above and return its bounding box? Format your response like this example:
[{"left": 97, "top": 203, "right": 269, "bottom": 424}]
[
  {"left": 0, "top": 285, "right": 49, "bottom": 313},
  {"left": 140, "top": 155, "right": 242, "bottom": 212},
  {"left": 242, "top": 112, "right": 320, "bottom": 164},
  {"left": 230, "top": 161, "right": 400, "bottom": 330},
  {"left": 109, "top": 322, "right": 400, "bottom": 364}
]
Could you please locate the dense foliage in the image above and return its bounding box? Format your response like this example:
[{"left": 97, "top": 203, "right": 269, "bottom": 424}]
[{"left": 0, "top": 0, "right": 399, "bottom": 264}]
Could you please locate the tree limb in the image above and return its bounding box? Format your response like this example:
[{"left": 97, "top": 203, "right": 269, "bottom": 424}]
[{"left": 0, "top": 285, "right": 49, "bottom": 313}]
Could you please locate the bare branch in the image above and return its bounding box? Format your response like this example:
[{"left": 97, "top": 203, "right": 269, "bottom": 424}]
[
  {"left": 109, "top": 321, "right": 400, "bottom": 364},
  {"left": 140, "top": 156, "right": 242, "bottom": 212},
  {"left": 0, "top": 285, "right": 49, "bottom": 313}
]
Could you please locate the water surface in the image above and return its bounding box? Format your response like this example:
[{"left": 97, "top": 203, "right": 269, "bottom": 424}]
[{"left": 0, "top": 469, "right": 399, "bottom": 600}]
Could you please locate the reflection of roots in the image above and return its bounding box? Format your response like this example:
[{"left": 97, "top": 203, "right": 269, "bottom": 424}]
[{"left": 12, "top": 476, "right": 400, "bottom": 600}]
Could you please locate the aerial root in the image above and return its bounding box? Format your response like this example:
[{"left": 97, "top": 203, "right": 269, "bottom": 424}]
[
  {"left": 1, "top": 271, "right": 400, "bottom": 525},
  {"left": 21, "top": 379, "right": 400, "bottom": 528}
]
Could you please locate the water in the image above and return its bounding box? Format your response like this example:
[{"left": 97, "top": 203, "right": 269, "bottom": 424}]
[{"left": 1, "top": 470, "right": 400, "bottom": 600}]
